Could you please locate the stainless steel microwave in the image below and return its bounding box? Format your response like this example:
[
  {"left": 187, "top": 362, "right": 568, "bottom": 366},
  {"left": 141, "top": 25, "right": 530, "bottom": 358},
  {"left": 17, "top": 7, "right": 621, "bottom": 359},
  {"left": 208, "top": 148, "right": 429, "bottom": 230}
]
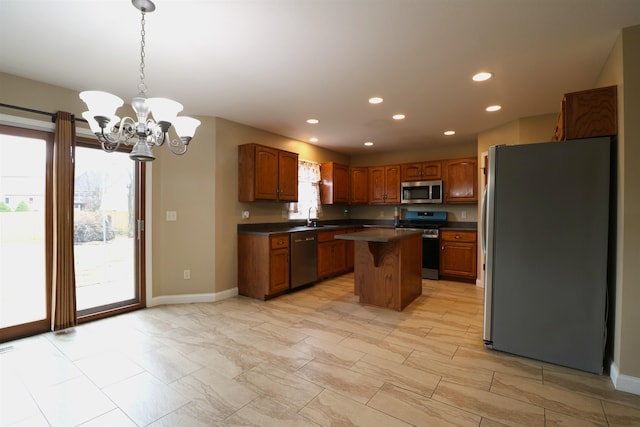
[{"left": 401, "top": 180, "right": 443, "bottom": 204}]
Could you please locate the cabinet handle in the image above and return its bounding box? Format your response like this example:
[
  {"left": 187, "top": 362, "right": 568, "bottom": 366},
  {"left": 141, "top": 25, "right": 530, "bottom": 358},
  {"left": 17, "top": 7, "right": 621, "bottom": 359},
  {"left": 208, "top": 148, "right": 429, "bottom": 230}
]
[
  {"left": 455, "top": 235, "right": 460, "bottom": 239},
  {"left": 441, "top": 246, "right": 445, "bottom": 251}
]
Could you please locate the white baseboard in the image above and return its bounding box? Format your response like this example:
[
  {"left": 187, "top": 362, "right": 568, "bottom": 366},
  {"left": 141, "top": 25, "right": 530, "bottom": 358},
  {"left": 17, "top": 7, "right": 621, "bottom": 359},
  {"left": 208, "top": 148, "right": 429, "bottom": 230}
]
[
  {"left": 148, "top": 287, "right": 238, "bottom": 307},
  {"left": 610, "top": 361, "right": 640, "bottom": 396}
]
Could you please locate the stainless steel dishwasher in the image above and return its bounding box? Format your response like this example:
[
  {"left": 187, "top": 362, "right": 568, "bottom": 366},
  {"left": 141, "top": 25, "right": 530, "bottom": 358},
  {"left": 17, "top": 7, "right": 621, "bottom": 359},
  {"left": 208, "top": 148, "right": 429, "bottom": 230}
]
[{"left": 290, "top": 230, "right": 318, "bottom": 289}]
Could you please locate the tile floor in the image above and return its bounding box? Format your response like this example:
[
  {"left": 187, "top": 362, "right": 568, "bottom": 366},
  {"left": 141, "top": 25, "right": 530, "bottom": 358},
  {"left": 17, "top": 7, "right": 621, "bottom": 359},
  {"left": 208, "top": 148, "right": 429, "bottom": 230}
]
[{"left": 1, "top": 274, "right": 639, "bottom": 426}]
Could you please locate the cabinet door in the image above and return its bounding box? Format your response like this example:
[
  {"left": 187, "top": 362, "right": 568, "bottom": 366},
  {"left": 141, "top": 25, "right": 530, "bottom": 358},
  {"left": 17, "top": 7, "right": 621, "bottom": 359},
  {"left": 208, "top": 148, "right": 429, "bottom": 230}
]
[
  {"left": 422, "top": 161, "right": 442, "bottom": 180},
  {"left": 333, "top": 163, "right": 349, "bottom": 203},
  {"left": 278, "top": 151, "right": 298, "bottom": 201},
  {"left": 317, "top": 241, "right": 334, "bottom": 278},
  {"left": 270, "top": 247, "right": 290, "bottom": 294},
  {"left": 321, "top": 162, "right": 349, "bottom": 204},
  {"left": 444, "top": 157, "right": 477, "bottom": 203},
  {"left": 440, "top": 241, "right": 477, "bottom": 278},
  {"left": 384, "top": 165, "right": 401, "bottom": 203},
  {"left": 254, "top": 146, "right": 279, "bottom": 200},
  {"left": 401, "top": 163, "right": 423, "bottom": 181},
  {"left": 440, "top": 231, "right": 477, "bottom": 279},
  {"left": 349, "top": 167, "right": 369, "bottom": 204},
  {"left": 368, "top": 166, "right": 386, "bottom": 204}
]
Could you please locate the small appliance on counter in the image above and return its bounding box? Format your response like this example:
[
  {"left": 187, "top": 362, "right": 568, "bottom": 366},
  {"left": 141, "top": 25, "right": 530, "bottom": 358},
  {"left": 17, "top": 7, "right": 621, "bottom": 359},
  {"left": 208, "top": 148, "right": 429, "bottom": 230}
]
[{"left": 396, "top": 210, "right": 447, "bottom": 279}]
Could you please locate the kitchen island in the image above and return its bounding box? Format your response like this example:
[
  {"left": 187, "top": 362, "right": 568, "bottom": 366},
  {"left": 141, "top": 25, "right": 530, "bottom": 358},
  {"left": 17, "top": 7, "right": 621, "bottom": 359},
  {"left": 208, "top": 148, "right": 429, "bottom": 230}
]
[{"left": 335, "top": 228, "right": 423, "bottom": 311}]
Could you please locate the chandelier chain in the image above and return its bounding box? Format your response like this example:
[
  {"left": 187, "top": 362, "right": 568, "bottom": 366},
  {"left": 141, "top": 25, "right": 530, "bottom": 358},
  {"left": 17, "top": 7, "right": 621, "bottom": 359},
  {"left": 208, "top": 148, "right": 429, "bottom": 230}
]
[{"left": 138, "top": 10, "right": 147, "bottom": 94}]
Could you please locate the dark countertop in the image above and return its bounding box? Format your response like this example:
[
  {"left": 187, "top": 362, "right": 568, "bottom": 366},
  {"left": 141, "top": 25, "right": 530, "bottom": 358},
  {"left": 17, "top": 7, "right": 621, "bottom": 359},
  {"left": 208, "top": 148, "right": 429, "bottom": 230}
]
[
  {"left": 441, "top": 226, "right": 478, "bottom": 232},
  {"left": 237, "top": 219, "right": 387, "bottom": 236},
  {"left": 237, "top": 220, "right": 477, "bottom": 236},
  {"left": 335, "top": 228, "right": 423, "bottom": 242}
]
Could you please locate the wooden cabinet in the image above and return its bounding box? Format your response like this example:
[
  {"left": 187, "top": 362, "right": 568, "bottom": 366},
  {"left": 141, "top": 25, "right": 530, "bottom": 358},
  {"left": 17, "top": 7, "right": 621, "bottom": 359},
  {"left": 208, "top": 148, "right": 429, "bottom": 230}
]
[
  {"left": 401, "top": 161, "right": 442, "bottom": 181},
  {"left": 238, "top": 143, "right": 298, "bottom": 202},
  {"left": 317, "top": 229, "right": 356, "bottom": 279},
  {"left": 440, "top": 230, "right": 477, "bottom": 281},
  {"left": 369, "top": 165, "right": 401, "bottom": 204},
  {"left": 553, "top": 85, "right": 617, "bottom": 141},
  {"left": 443, "top": 157, "right": 477, "bottom": 204},
  {"left": 349, "top": 167, "right": 369, "bottom": 204},
  {"left": 320, "top": 162, "right": 349, "bottom": 204},
  {"left": 238, "top": 233, "right": 290, "bottom": 300}
]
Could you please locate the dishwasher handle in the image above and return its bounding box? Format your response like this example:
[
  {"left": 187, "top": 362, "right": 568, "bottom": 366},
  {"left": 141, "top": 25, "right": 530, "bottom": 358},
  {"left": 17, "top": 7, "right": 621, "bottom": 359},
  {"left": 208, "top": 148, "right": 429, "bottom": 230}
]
[{"left": 293, "top": 236, "right": 316, "bottom": 243}]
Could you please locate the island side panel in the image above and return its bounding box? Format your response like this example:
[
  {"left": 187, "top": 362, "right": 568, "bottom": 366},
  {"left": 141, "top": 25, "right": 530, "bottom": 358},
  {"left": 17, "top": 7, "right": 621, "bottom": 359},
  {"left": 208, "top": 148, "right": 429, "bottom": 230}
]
[
  {"left": 398, "top": 233, "right": 423, "bottom": 310},
  {"left": 353, "top": 233, "right": 422, "bottom": 311}
]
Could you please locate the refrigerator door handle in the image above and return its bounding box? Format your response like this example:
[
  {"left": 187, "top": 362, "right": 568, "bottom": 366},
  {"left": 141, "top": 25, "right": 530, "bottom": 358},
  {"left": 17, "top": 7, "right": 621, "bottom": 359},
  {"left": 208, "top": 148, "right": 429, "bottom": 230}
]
[{"left": 481, "top": 186, "right": 488, "bottom": 256}]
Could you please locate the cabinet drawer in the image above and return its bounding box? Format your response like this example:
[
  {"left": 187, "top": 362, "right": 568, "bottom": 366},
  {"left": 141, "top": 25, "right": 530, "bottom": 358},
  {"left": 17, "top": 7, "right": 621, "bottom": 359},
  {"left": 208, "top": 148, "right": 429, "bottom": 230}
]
[
  {"left": 441, "top": 230, "right": 476, "bottom": 242},
  {"left": 270, "top": 234, "right": 289, "bottom": 249},
  {"left": 317, "top": 230, "right": 340, "bottom": 242}
]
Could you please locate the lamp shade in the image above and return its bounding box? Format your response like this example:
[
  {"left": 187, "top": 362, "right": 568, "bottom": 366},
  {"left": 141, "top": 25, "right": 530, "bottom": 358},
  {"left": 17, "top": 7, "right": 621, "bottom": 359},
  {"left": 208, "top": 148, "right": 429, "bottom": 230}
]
[
  {"left": 173, "top": 116, "right": 201, "bottom": 138},
  {"left": 79, "top": 91, "right": 124, "bottom": 117},
  {"left": 147, "top": 97, "right": 183, "bottom": 124}
]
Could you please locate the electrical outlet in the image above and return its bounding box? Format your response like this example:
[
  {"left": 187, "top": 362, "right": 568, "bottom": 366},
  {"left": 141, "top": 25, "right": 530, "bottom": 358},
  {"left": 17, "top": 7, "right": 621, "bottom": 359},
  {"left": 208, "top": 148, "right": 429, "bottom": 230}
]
[
  {"left": 166, "top": 211, "right": 177, "bottom": 221},
  {"left": 241, "top": 210, "right": 250, "bottom": 219},
  {"left": 461, "top": 211, "right": 467, "bottom": 219},
  {"left": 183, "top": 269, "right": 191, "bottom": 280}
]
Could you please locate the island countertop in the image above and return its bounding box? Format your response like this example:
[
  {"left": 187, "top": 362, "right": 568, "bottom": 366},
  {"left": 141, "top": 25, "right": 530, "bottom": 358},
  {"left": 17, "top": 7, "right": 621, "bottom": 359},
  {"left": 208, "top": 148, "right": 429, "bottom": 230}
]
[{"left": 335, "top": 228, "right": 423, "bottom": 243}]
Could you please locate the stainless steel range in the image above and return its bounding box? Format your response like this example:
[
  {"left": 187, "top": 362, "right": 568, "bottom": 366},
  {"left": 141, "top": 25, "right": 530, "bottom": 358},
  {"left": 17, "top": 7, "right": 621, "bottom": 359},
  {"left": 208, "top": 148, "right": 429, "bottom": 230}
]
[{"left": 396, "top": 210, "right": 447, "bottom": 279}]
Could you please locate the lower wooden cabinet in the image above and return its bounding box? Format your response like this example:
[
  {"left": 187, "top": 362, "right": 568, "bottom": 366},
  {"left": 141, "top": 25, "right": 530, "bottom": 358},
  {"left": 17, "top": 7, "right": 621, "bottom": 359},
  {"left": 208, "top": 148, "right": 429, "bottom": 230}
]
[
  {"left": 317, "top": 230, "right": 346, "bottom": 279},
  {"left": 440, "top": 230, "right": 477, "bottom": 280},
  {"left": 317, "top": 228, "right": 357, "bottom": 279},
  {"left": 238, "top": 233, "right": 290, "bottom": 300}
]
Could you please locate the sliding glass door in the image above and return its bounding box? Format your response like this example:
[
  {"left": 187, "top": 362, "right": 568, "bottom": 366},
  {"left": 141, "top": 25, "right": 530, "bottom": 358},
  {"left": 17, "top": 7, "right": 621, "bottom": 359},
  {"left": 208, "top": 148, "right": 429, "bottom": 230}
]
[
  {"left": 0, "top": 125, "right": 145, "bottom": 342},
  {"left": 74, "top": 141, "right": 145, "bottom": 319},
  {"left": 0, "top": 126, "right": 52, "bottom": 339}
]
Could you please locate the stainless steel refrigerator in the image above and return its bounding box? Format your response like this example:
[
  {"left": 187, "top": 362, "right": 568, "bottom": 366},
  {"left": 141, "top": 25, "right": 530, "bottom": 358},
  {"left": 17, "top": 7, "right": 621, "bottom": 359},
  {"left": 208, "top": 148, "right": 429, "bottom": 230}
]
[{"left": 482, "top": 137, "right": 611, "bottom": 374}]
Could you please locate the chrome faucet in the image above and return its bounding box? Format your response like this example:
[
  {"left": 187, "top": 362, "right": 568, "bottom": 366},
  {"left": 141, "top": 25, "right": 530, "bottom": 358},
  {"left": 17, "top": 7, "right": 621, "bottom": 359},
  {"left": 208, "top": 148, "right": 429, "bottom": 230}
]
[{"left": 307, "top": 207, "right": 318, "bottom": 227}]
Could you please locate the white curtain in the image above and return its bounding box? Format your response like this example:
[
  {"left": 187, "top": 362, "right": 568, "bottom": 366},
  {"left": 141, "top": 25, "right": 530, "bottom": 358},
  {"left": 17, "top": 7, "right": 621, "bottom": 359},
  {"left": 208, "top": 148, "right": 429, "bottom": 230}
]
[{"left": 289, "top": 159, "right": 322, "bottom": 219}]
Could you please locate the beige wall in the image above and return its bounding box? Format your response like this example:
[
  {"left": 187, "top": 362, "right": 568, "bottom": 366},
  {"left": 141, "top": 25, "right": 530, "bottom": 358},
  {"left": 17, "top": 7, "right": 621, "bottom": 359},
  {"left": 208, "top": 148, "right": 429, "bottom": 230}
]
[
  {"left": 150, "top": 116, "right": 216, "bottom": 297},
  {"left": 595, "top": 25, "right": 640, "bottom": 381}
]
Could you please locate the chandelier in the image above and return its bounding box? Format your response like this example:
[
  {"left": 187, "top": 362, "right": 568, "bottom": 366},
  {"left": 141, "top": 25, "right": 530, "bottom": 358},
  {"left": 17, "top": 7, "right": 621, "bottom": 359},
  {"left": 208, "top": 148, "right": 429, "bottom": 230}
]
[{"left": 80, "top": 0, "right": 200, "bottom": 162}]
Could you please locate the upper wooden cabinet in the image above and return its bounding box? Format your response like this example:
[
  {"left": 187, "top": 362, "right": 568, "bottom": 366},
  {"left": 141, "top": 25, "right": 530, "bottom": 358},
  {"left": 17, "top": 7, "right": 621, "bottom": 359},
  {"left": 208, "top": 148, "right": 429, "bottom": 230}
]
[
  {"left": 320, "top": 162, "right": 349, "bottom": 204},
  {"left": 444, "top": 157, "right": 477, "bottom": 204},
  {"left": 401, "top": 160, "right": 442, "bottom": 182},
  {"left": 369, "top": 165, "right": 401, "bottom": 204},
  {"left": 553, "top": 85, "right": 617, "bottom": 141},
  {"left": 349, "top": 166, "right": 369, "bottom": 204},
  {"left": 238, "top": 143, "right": 298, "bottom": 202}
]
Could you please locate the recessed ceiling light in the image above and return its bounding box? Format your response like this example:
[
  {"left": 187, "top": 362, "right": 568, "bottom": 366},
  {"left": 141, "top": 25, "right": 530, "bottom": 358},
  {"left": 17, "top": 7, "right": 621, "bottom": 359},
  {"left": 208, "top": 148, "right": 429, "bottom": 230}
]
[
  {"left": 444, "top": 130, "right": 455, "bottom": 136},
  {"left": 306, "top": 118, "right": 319, "bottom": 124},
  {"left": 392, "top": 114, "right": 406, "bottom": 120},
  {"left": 486, "top": 105, "right": 502, "bottom": 112},
  {"left": 309, "top": 137, "right": 318, "bottom": 143},
  {"left": 364, "top": 141, "right": 374, "bottom": 146},
  {"left": 368, "top": 97, "right": 383, "bottom": 104},
  {"left": 472, "top": 72, "right": 493, "bottom": 82}
]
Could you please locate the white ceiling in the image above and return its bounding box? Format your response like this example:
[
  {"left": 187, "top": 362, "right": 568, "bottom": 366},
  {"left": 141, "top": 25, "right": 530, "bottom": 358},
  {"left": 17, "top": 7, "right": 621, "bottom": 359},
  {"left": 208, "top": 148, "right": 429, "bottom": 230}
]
[{"left": 1, "top": 0, "right": 639, "bottom": 155}]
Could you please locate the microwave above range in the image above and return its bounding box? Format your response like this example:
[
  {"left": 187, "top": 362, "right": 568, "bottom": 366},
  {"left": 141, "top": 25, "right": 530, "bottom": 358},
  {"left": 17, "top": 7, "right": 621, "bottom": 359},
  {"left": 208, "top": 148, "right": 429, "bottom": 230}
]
[{"left": 401, "top": 180, "right": 443, "bottom": 204}]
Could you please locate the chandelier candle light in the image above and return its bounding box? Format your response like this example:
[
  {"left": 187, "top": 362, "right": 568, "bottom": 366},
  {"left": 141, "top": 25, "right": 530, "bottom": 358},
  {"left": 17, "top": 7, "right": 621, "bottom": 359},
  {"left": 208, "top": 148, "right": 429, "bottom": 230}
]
[{"left": 80, "top": 0, "right": 200, "bottom": 161}]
